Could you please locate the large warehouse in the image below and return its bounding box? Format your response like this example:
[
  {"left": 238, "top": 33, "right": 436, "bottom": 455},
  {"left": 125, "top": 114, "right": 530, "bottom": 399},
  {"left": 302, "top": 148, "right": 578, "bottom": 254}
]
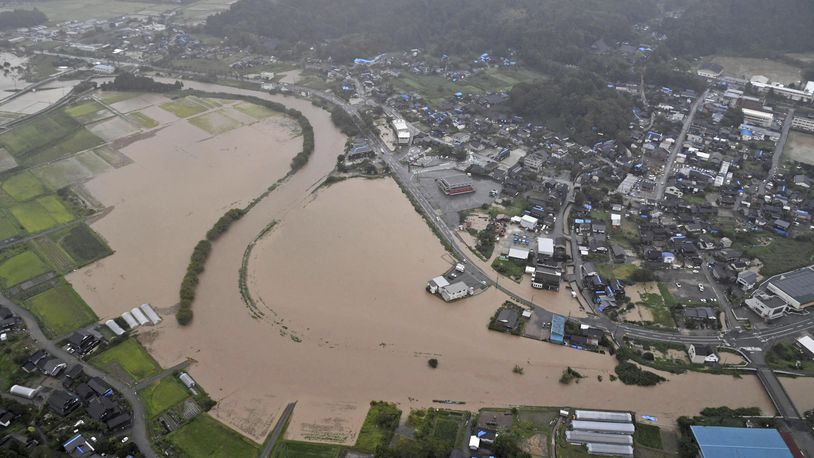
[{"left": 765, "top": 265, "right": 814, "bottom": 310}]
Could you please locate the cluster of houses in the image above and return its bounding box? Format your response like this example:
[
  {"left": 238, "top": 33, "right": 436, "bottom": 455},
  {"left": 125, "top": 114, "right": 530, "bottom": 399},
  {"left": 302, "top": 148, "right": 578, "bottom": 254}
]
[{"left": 0, "top": 306, "right": 21, "bottom": 340}]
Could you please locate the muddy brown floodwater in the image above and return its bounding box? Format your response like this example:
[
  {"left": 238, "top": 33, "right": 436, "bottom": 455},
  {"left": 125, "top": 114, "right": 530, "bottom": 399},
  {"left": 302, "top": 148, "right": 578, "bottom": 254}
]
[{"left": 72, "top": 81, "right": 776, "bottom": 446}]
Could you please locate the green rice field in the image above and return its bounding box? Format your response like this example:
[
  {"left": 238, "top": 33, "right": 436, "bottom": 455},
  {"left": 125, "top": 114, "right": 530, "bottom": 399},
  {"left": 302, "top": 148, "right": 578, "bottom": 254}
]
[
  {"left": 54, "top": 224, "right": 112, "bottom": 266},
  {"left": 2, "top": 171, "right": 47, "bottom": 201},
  {"left": 140, "top": 377, "right": 190, "bottom": 418},
  {"left": 160, "top": 97, "right": 209, "bottom": 118},
  {"left": 10, "top": 195, "right": 74, "bottom": 233},
  {"left": 0, "top": 250, "right": 51, "bottom": 287},
  {"left": 24, "top": 282, "right": 98, "bottom": 337},
  {"left": 168, "top": 414, "right": 261, "bottom": 458},
  {"left": 90, "top": 338, "right": 162, "bottom": 383}
]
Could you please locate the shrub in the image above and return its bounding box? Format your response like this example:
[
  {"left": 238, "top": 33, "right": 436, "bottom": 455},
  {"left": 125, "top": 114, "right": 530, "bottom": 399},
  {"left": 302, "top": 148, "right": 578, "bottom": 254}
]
[
  {"left": 176, "top": 307, "right": 193, "bottom": 325},
  {"left": 513, "top": 365, "right": 524, "bottom": 375},
  {"left": 428, "top": 358, "right": 438, "bottom": 369},
  {"left": 559, "top": 367, "right": 584, "bottom": 384},
  {"left": 614, "top": 362, "right": 665, "bottom": 386}
]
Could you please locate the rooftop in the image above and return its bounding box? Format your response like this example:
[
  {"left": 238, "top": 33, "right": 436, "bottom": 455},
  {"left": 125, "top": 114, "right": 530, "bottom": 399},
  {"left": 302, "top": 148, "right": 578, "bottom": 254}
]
[
  {"left": 768, "top": 266, "right": 814, "bottom": 305},
  {"left": 690, "top": 426, "right": 792, "bottom": 458}
]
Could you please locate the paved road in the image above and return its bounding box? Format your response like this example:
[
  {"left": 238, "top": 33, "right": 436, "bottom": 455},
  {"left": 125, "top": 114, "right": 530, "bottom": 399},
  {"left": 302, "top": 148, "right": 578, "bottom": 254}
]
[
  {"left": 654, "top": 91, "right": 707, "bottom": 201},
  {"left": 758, "top": 109, "right": 795, "bottom": 196},
  {"left": 259, "top": 401, "right": 296, "bottom": 458},
  {"left": 2, "top": 297, "right": 157, "bottom": 458}
]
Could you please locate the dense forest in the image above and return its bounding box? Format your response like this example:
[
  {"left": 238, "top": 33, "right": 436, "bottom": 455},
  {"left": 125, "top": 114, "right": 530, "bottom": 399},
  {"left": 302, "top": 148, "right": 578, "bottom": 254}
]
[
  {"left": 0, "top": 9, "right": 47, "bottom": 30},
  {"left": 509, "top": 72, "right": 634, "bottom": 143},
  {"left": 662, "top": 0, "right": 814, "bottom": 56},
  {"left": 206, "top": 0, "right": 661, "bottom": 66}
]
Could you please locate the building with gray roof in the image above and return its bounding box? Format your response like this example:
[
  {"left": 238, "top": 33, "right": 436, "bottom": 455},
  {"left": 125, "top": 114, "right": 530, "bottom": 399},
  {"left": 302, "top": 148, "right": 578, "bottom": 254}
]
[{"left": 766, "top": 265, "right": 814, "bottom": 310}]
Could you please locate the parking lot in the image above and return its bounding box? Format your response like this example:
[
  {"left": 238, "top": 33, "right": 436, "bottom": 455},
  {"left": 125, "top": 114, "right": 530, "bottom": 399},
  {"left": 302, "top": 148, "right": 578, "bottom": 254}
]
[
  {"left": 659, "top": 269, "right": 719, "bottom": 304},
  {"left": 415, "top": 170, "right": 500, "bottom": 227}
]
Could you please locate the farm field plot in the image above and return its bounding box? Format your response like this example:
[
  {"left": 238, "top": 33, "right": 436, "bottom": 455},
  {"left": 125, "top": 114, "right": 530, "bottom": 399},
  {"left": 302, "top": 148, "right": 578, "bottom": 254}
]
[
  {"left": 354, "top": 402, "right": 401, "bottom": 453},
  {"left": 31, "top": 236, "right": 76, "bottom": 273},
  {"left": 0, "top": 211, "right": 21, "bottom": 240},
  {"left": 189, "top": 110, "right": 242, "bottom": 135},
  {"left": 76, "top": 150, "right": 113, "bottom": 175},
  {"left": 140, "top": 377, "right": 190, "bottom": 419},
  {"left": 28, "top": 0, "right": 177, "bottom": 22},
  {"left": 0, "top": 148, "right": 17, "bottom": 173},
  {"left": 24, "top": 282, "right": 97, "bottom": 337},
  {"left": 64, "top": 100, "right": 111, "bottom": 124},
  {"left": 128, "top": 111, "right": 159, "bottom": 129},
  {"left": 168, "top": 414, "right": 261, "bottom": 458},
  {"left": 0, "top": 111, "right": 77, "bottom": 156},
  {"left": 271, "top": 441, "right": 343, "bottom": 458},
  {"left": 54, "top": 224, "right": 112, "bottom": 266},
  {"left": 22, "top": 127, "right": 104, "bottom": 167},
  {"left": 10, "top": 195, "right": 74, "bottom": 233},
  {"left": 93, "top": 146, "right": 131, "bottom": 168},
  {"left": 0, "top": 250, "right": 51, "bottom": 288},
  {"left": 2, "top": 171, "right": 47, "bottom": 201},
  {"left": 160, "top": 97, "right": 209, "bottom": 118},
  {"left": 234, "top": 102, "right": 279, "bottom": 119},
  {"left": 99, "top": 92, "right": 137, "bottom": 105},
  {"left": 32, "top": 156, "right": 96, "bottom": 190},
  {"left": 90, "top": 338, "right": 162, "bottom": 383},
  {"left": 711, "top": 56, "right": 802, "bottom": 84},
  {"left": 87, "top": 116, "right": 138, "bottom": 142}
]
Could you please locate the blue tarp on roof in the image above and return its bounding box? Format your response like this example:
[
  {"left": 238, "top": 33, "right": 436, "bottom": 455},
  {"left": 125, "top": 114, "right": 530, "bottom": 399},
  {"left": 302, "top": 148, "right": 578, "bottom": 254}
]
[
  {"left": 690, "top": 426, "right": 792, "bottom": 458},
  {"left": 550, "top": 314, "right": 566, "bottom": 344}
]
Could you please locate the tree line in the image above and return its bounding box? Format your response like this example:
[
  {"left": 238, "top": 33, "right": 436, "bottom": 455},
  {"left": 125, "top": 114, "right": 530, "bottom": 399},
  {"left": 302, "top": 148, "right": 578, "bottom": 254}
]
[
  {"left": 0, "top": 9, "right": 47, "bottom": 30},
  {"left": 100, "top": 73, "right": 183, "bottom": 93}
]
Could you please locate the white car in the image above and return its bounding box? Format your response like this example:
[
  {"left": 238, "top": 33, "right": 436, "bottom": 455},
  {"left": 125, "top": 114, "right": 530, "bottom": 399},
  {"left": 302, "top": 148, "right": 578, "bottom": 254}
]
[
  {"left": 121, "top": 437, "right": 129, "bottom": 444},
  {"left": 698, "top": 283, "right": 704, "bottom": 292},
  {"left": 675, "top": 282, "right": 682, "bottom": 288}
]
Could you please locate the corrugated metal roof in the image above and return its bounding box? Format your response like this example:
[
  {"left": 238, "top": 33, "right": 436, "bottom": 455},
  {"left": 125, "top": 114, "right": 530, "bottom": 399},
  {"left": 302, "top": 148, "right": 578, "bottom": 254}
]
[{"left": 690, "top": 426, "right": 792, "bottom": 458}]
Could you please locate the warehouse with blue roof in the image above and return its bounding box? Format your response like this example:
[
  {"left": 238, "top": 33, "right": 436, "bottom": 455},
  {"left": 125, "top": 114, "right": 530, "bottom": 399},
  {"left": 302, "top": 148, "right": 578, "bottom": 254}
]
[{"left": 690, "top": 426, "right": 793, "bottom": 458}]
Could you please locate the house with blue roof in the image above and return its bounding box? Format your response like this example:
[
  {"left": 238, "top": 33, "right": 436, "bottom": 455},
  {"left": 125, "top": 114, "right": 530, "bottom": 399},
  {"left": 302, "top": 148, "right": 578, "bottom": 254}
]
[
  {"left": 690, "top": 426, "right": 793, "bottom": 458},
  {"left": 550, "top": 314, "right": 565, "bottom": 344}
]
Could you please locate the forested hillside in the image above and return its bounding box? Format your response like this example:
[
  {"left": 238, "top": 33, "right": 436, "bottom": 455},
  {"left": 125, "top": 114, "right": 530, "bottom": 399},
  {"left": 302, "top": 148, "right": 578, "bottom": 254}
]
[
  {"left": 663, "top": 0, "right": 814, "bottom": 56},
  {"left": 206, "top": 0, "right": 661, "bottom": 65},
  {"left": 0, "top": 9, "right": 47, "bottom": 30}
]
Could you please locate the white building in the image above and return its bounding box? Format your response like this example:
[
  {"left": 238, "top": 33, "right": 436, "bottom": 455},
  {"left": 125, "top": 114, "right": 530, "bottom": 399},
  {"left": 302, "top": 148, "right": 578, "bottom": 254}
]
[
  {"left": 130, "top": 307, "right": 150, "bottom": 326},
  {"left": 765, "top": 266, "right": 814, "bottom": 310},
  {"left": 520, "top": 215, "right": 538, "bottom": 230},
  {"left": 508, "top": 247, "right": 529, "bottom": 261},
  {"left": 92, "top": 64, "right": 115, "bottom": 74},
  {"left": 121, "top": 312, "right": 138, "bottom": 329},
  {"left": 745, "top": 293, "right": 788, "bottom": 320},
  {"left": 796, "top": 335, "right": 814, "bottom": 358},
  {"left": 427, "top": 276, "right": 449, "bottom": 294},
  {"left": 140, "top": 303, "right": 161, "bottom": 325},
  {"left": 10, "top": 385, "right": 40, "bottom": 399},
  {"left": 792, "top": 114, "right": 814, "bottom": 133},
  {"left": 392, "top": 119, "right": 411, "bottom": 145},
  {"left": 742, "top": 108, "right": 774, "bottom": 128},
  {"left": 105, "top": 319, "right": 125, "bottom": 336},
  {"left": 537, "top": 237, "right": 554, "bottom": 257},
  {"left": 688, "top": 344, "right": 719, "bottom": 364},
  {"left": 440, "top": 282, "right": 471, "bottom": 302},
  {"left": 697, "top": 63, "right": 723, "bottom": 79},
  {"left": 179, "top": 372, "right": 197, "bottom": 389}
]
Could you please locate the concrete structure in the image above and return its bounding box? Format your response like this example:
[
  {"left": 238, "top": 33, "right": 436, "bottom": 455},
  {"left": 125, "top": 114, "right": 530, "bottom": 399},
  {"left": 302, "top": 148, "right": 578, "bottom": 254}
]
[
  {"left": 690, "top": 426, "right": 793, "bottom": 458},
  {"left": 571, "top": 420, "right": 635, "bottom": 435},
  {"left": 139, "top": 303, "right": 161, "bottom": 325},
  {"left": 437, "top": 175, "right": 474, "bottom": 196},
  {"left": 688, "top": 344, "right": 719, "bottom": 364},
  {"left": 750, "top": 79, "right": 814, "bottom": 103},
  {"left": 742, "top": 108, "right": 774, "bottom": 128},
  {"left": 586, "top": 443, "right": 633, "bottom": 457},
  {"left": 746, "top": 293, "right": 788, "bottom": 320},
  {"left": 766, "top": 266, "right": 814, "bottom": 310},
  {"left": 179, "top": 372, "right": 196, "bottom": 389},
  {"left": 130, "top": 307, "right": 150, "bottom": 326},
  {"left": 120, "top": 312, "right": 138, "bottom": 329},
  {"left": 105, "top": 319, "right": 125, "bottom": 336},
  {"left": 566, "top": 431, "right": 633, "bottom": 445},
  {"left": 575, "top": 410, "right": 632, "bottom": 423},
  {"left": 9, "top": 385, "right": 39, "bottom": 399},
  {"left": 440, "top": 282, "right": 471, "bottom": 302},
  {"left": 791, "top": 113, "right": 814, "bottom": 133},
  {"left": 392, "top": 119, "right": 411, "bottom": 145},
  {"left": 520, "top": 215, "right": 538, "bottom": 230},
  {"left": 508, "top": 247, "right": 529, "bottom": 261},
  {"left": 796, "top": 335, "right": 814, "bottom": 358},
  {"left": 92, "top": 63, "right": 115, "bottom": 74},
  {"left": 427, "top": 276, "right": 449, "bottom": 294},
  {"left": 537, "top": 237, "right": 554, "bottom": 257}
]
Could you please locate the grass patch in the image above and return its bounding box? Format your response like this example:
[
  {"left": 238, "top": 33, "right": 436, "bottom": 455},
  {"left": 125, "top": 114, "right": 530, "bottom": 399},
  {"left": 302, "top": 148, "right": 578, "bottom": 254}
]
[
  {"left": 355, "top": 401, "right": 401, "bottom": 453},
  {"left": 64, "top": 100, "right": 109, "bottom": 124},
  {"left": 90, "top": 338, "right": 161, "bottom": 383},
  {"left": 0, "top": 250, "right": 51, "bottom": 288},
  {"left": 55, "top": 224, "right": 112, "bottom": 266},
  {"left": 31, "top": 157, "right": 94, "bottom": 190},
  {"left": 168, "top": 414, "right": 261, "bottom": 458},
  {"left": 636, "top": 286, "right": 676, "bottom": 328},
  {"left": 10, "top": 196, "right": 74, "bottom": 233},
  {"left": 741, "top": 235, "right": 814, "bottom": 277},
  {"left": 139, "top": 377, "right": 190, "bottom": 419},
  {"left": 30, "top": 236, "right": 75, "bottom": 273},
  {"left": 0, "top": 334, "right": 36, "bottom": 391},
  {"left": 634, "top": 423, "right": 663, "bottom": 449},
  {"left": 0, "top": 110, "right": 103, "bottom": 167},
  {"left": 2, "top": 171, "right": 47, "bottom": 201},
  {"left": 160, "top": 97, "right": 209, "bottom": 118},
  {"left": 596, "top": 263, "right": 637, "bottom": 282},
  {"left": 0, "top": 210, "right": 22, "bottom": 240},
  {"left": 23, "top": 128, "right": 104, "bottom": 167},
  {"left": 492, "top": 256, "right": 526, "bottom": 280},
  {"left": 128, "top": 111, "right": 159, "bottom": 129},
  {"left": 99, "top": 91, "right": 137, "bottom": 105},
  {"left": 23, "top": 282, "right": 97, "bottom": 337},
  {"left": 271, "top": 441, "right": 343, "bottom": 458}
]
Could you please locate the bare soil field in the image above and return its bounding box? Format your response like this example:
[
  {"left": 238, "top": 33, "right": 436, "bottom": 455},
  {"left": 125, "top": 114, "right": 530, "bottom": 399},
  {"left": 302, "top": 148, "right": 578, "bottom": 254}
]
[
  {"left": 785, "top": 131, "right": 814, "bottom": 166},
  {"left": 711, "top": 56, "right": 802, "bottom": 85}
]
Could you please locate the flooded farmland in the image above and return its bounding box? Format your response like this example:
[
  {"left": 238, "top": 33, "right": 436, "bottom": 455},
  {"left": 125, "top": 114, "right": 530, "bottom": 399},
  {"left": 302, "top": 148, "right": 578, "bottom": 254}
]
[{"left": 69, "top": 81, "right": 776, "bottom": 444}]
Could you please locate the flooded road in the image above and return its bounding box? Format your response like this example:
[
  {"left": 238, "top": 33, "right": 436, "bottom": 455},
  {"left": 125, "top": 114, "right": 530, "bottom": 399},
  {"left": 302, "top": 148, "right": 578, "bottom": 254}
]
[{"left": 71, "top": 80, "right": 776, "bottom": 444}]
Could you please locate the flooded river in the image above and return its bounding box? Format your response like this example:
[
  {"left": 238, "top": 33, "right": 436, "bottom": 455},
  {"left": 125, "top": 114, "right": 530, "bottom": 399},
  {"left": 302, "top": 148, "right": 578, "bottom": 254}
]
[{"left": 71, "top": 80, "right": 776, "bottom": 444}]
